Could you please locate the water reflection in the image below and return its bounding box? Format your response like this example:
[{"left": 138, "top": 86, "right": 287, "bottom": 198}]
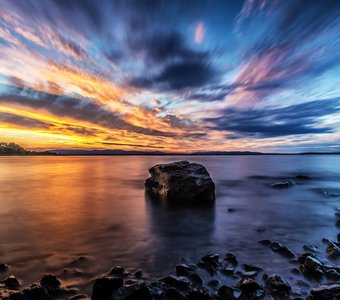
[
  {"left": 0, "top": 155, "right": 339, "bottom": 295},
  {"left": 144, "top": 192, "right": 215, "bottom": 268}
]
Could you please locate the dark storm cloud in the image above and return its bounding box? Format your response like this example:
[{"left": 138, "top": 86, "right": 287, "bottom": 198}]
[
  {"left": 0, "top": 84, "right": 201, "bottom": 138},
  {"left": 130, "top": 59, "right": 217, "bottom": 90},
  {"left": 126, "top": 31, "right": 219, "bottom": 90},
  {"left": 206, "top": 98, "right": 340, "bottom": 138},
  {"left": 0, "top": 112, "right": 49, "bottom": 129}
]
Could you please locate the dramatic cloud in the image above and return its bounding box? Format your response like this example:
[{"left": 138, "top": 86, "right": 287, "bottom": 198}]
[
  {"left": 206, "top": 98, "right": 340, "bottom": 138},
  {"left": 0, "top": 0, "right": 339, "bottom": 152}
]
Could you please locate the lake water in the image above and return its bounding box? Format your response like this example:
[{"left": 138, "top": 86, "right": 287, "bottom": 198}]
[{"left": 0, "top": 155, "right": 339, "bottom": 298}]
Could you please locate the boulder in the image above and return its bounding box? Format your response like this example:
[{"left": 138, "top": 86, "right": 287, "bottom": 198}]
[{"left": 145, "top": 161, "right": 215, "bottom": 204}]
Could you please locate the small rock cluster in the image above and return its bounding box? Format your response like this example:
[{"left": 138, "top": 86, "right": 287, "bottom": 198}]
[{"left": 0, "top": 274, "right": 74, "bottom": 300}]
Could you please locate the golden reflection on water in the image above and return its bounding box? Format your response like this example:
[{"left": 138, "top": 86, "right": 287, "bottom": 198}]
[{"left": 0, "top": 155, "right": 339, "bottom": 296}]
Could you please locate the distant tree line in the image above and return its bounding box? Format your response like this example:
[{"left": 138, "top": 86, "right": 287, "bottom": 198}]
[
  {"left": 0, "top": 142, "right": 56, "bottom": 155},
  {"left": 0, "top": 142, "right": 28, "bottom": 155}
]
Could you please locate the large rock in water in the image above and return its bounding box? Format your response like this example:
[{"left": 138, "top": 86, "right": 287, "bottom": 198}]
[{"left": 145, "top": 161, "right": 215, "bottom": 204}]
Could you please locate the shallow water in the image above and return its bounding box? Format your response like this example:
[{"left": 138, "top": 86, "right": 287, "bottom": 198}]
[{"left": 0, "top": 155, "right": 339, "bottom": 297}]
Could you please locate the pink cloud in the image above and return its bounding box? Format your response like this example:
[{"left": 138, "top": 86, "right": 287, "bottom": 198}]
[{"left": 195, "top": 22, "right": 205, "bottom": 44}]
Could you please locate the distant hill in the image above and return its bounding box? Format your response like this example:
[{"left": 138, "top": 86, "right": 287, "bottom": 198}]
[
  {"left": 1, "top": 142, "right": 339, "bottom": 156},
  {"left": 52, "top": 149, "right": 267, "bottom": 155}
]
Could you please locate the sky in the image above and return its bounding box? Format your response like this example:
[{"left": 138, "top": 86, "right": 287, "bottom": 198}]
[{"left": 0, "top": 0, "right": 340, "bottom": 153}]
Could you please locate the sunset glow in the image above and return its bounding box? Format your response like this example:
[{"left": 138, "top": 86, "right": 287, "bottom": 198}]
[{"left": 0, "top": 0, "right": 339, "bottom": 152}]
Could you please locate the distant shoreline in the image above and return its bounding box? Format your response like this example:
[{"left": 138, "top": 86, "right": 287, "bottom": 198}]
[{"left": 1, "top": 152, "right": 340, "bottom": 156}]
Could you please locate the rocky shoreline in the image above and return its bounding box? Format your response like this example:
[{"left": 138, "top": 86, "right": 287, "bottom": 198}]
[{"left": 1, "top": 230, "right": 339, "bottom": 300}]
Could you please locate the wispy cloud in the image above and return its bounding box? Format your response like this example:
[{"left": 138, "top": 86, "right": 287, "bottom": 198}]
[{"left": 0, "top": 0, "right": 339, "bottom": 152}]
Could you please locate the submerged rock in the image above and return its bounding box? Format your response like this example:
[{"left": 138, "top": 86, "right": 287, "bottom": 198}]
[
  {"left": 145, "top": 161, "right": 215, "bottom": 204},
  {"left": 270, "top": 179, "right": 296, "bottom": 189}
]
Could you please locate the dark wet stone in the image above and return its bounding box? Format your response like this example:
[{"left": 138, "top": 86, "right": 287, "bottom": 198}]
[
  {"left": 160, "top": 275, "right": 190, "bottom": 289},
  {"left": 187, "top": 288, "right": 211, "bottom": 300},
  {"left": 2, "top": 291, "right": 24, "bottom": 300},
  {"left": 256, "top": 228, "right": 266, "bottom": 233},
  {"left": 338, "top": 233, "right": 340, "bottom": 242},
  {"left": 145, "top": 161, "right": 215, "bottom": 204},
  {"left": 270, "top": 179, "right": 296, "bottom": 189},
  {"left": 325, "top": 269, "right": 340, "bottom": 280},
  {"left": 217, "top": 285, "right": 242, "bottom": 300},
  {"left": 295, "top": 175, "right": 310, "bottom": 180},
  {"left": 201, "top": 254, "right": 219, "bottom": 264},
  {"left": 225, "top": 253, "right": 238, "bottom": 266},
  {"left": 109, "top": 266, "right": 125, "bottom": 277},
  {"left": 327, "top": 242, "right": 340, "bottom": 257},
  {"left": 124, "top": 282, "right": 167, "bottom": 300},
  {"left": 208, "top": 279, "right": 219, "bottom": 288},
  {"left": 91, "top": 277, "right": 123, "bottom": 300},
  {"left": 243, "top": 264, "right": 263, "bottom": 272},
  {"left": 0, "top": 264, "right": 9, "bottom": 273},
  {"left": 189, "top": 274, "right": 203, "bottom": 287},
  {"left": 260, "top": 240, "right": 295, "bottom": 258},
  {"left": 335, "top": 220, "right": 340, "bottom": 227},
  {"left": 40, "top": 275, "right": 61, "bottom": 294},
  {"left": 265, "top": 274, "right": 291, "bottom": 295},
  {"left": 164, "top": 287, "right": 186, "bottom": 300},
  {"left": 277, "top": 246, "right": 295, "bottom": 258},
  {"left": 175, "top": 264, "right": 194, "bottom": 276},
  {"left": 259, "top": 239, "right": 272, "bottom": 246},
  {"left": 1, "top": 276, "right": 20, "bottom": 290},
  {"left": 134, "top": 270, "right": 143, "bottom": 279},
  {"left": 236, "top": 278, "right": 265, "bottom": 297},
  {"left": 221, "top": 265, "right": 234, "bottom": 276},
  {"left": 291, "top": 268, "right": 300, "bottom": 275},
  {"left": 227, "top": 208, "right": 236, "bottom": 212},
  {"left": 198, "top": 254, "right": 220, "bottom": 275},
  {"left": 300, "top": 255, "right": 324, "bottom": 277},
  {"left": 322, "top": 238, "right": 330, "bottom": 244},
  {"left": 262, "top": 273, "right": 268, "bottom": 281},
  {"left": 22, "top": 284, "right": 46, "bottom": 299},
  {"left": 303, "top": 245, "right": 320, "bottom": 253},
  {"left": 309, "top": 283, "right": 340, "bottom": 300}
]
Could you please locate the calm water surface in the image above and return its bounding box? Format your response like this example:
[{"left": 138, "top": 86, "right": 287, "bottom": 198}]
[{"left": 0, "top": 155, "right": 339, "bottom": 297}]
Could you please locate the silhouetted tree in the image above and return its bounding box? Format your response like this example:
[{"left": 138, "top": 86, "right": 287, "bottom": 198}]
[{"left": 0, "top": 142, "right": 28, "bottom": 155}]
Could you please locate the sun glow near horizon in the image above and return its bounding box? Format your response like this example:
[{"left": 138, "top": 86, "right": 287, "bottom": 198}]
[{"left": 0, "top": 0, "right": 340, "bottom": 153}]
